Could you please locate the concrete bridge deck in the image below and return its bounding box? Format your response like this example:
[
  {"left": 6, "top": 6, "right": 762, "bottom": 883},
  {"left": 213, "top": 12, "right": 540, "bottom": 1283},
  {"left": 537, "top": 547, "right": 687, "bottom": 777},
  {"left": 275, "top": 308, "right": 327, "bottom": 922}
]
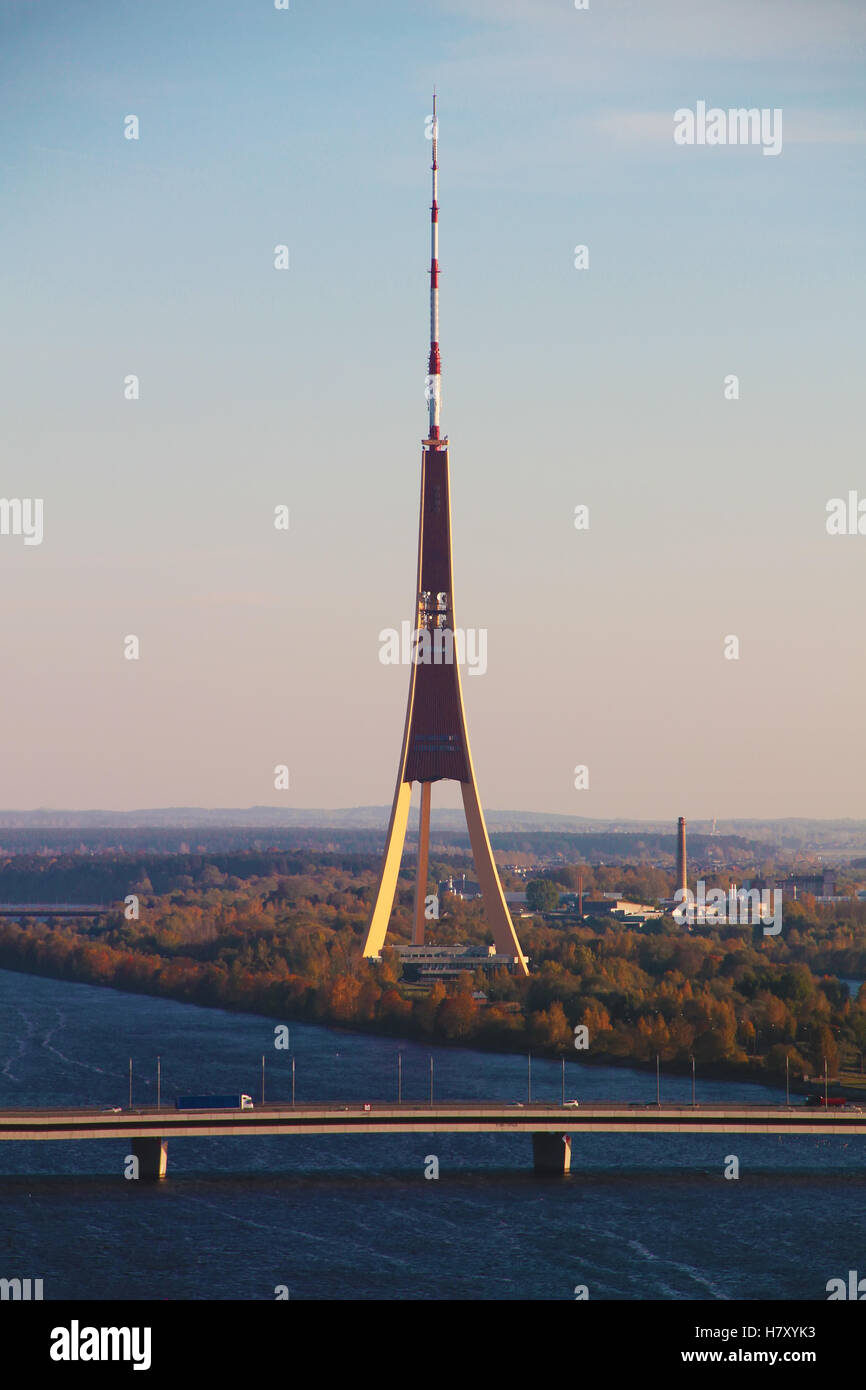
[
  {"left": 1, "top": 1100, "right": 865, "bottom": 1176},
  {"left": 2, "top": 1099, "right": 866, "bottom": 1141}
]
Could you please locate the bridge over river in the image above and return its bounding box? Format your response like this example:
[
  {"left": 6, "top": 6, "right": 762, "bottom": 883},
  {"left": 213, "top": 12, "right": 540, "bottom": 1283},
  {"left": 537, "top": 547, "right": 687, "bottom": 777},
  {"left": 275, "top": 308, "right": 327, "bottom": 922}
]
[{"left": 1, "top": 1100, "right": 863, "bottom": 1177}]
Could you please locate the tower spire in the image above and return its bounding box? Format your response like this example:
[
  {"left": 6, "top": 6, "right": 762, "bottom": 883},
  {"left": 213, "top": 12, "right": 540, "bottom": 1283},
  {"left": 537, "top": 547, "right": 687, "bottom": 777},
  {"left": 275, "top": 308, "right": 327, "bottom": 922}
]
[{"left": 427, "top": 90, "right": 441, "bottom": 440}]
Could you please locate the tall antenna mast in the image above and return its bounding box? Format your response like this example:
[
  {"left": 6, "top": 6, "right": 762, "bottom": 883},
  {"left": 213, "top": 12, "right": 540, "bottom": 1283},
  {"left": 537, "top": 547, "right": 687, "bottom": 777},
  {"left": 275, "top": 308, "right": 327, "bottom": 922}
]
[{"left": 427, "top": 91, "right": 441, "bottom": 440}]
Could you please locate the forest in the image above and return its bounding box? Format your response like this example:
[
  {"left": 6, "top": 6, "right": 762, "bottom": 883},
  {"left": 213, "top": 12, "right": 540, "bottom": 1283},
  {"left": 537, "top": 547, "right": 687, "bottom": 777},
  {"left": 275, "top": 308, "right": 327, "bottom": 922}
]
[{"left": 0, "top": 848, "right": 865, "bottom": 1088}]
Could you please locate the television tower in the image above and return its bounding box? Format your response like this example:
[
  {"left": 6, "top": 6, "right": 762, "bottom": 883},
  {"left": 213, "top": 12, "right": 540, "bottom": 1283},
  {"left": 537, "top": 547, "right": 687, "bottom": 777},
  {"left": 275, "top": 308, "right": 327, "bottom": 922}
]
[{"left": 361, "top": 97, "right": 528, "bottom": 974}]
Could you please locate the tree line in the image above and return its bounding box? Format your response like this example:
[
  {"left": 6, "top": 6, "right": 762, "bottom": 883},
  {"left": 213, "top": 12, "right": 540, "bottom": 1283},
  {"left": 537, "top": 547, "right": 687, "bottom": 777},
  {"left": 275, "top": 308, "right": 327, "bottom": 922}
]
[{"left": 0, "top": 855, "right": 864, "bottom": 1085}]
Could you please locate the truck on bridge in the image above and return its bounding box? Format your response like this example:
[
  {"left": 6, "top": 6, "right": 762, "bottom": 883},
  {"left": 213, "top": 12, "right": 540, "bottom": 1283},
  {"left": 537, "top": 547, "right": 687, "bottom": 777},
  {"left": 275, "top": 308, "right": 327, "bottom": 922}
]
[
  {"left": 175, "top": 1095, "right": 254, "bottom": 1110},
  {"left": 804, "top": 1094, "right": 859, "bottom": 1109}
]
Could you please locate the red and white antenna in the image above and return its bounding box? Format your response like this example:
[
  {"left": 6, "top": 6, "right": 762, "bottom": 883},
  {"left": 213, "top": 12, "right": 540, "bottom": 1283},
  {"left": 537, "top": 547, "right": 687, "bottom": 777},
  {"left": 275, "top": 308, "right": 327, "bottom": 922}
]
[{"left": 427, "top": 91, "right": 441, "bottom": 440}]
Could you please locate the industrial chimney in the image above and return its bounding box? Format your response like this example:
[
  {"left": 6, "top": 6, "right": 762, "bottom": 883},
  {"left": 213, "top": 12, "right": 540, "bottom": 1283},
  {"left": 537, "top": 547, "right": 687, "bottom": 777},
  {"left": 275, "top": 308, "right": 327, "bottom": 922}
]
[{"left": 676, "top": 816, "right": 687, "bottom": 902}]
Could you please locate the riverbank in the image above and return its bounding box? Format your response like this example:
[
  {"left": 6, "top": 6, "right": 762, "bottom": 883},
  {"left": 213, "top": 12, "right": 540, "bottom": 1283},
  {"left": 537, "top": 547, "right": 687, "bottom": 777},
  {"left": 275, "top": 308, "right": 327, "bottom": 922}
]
[{"left": 0, "top": 940, "right": 819, "bottom": 1097}]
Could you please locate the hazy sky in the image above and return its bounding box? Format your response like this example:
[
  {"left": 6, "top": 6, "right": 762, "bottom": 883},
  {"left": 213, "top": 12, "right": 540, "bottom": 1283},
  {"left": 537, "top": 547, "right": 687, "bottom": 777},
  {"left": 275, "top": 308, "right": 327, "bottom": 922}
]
[{"left": 1, "top": 0, "right": 864, "bottom": 818}]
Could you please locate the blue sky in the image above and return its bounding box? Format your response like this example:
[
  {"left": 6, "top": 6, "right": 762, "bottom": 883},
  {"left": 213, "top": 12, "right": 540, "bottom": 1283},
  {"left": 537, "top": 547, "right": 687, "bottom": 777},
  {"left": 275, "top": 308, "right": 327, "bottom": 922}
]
[{"left": 0, "top": 0, "right": 864, "bottom": 817}]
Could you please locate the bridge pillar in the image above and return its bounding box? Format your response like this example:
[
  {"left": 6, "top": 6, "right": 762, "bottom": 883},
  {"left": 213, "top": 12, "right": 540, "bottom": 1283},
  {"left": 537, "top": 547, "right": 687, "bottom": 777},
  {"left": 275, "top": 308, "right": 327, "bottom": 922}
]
[
  {"left": 532, "top": 1133, "right": 571, "bottom": 1175},
  {"left": 132, "top": 1138, "right": 168, "bottom": 1181}
]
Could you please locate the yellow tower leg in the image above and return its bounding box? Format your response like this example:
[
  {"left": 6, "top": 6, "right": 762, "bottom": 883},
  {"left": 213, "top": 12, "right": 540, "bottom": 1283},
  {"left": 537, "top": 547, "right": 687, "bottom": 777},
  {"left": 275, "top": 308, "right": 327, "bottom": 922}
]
[
  {"left": 460, "top": 778, "right": 529, "bottom": 975},
  {"left": 362, "top": 779, "right": 413, "bottom": 959},
  {"left": 412, "top": 781, "right": 432, "bottom": 945}
]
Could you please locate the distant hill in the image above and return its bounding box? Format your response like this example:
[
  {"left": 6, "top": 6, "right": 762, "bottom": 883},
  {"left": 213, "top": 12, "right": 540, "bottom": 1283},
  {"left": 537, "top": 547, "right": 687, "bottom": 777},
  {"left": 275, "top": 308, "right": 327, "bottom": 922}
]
[
  {"left": 1, "top": 806, "right": 865, "bottom": 835},
  {"left": 0, "top": 809, "right": 863, "bottom": 857},
  {"left": 0, "top": 805, "right": 631, "bottom": 831}
]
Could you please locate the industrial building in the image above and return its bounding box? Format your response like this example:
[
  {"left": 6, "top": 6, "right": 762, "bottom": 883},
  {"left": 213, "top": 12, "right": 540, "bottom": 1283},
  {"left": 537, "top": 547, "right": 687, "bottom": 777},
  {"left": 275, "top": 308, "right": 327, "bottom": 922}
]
[{"left": 390, "top": 943, "right": 528, "bottom": 980}]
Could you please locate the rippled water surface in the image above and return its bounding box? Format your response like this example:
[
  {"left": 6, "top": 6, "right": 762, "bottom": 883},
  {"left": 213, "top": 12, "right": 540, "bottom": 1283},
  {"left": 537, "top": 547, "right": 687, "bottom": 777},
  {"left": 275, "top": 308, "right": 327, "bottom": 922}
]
[{"left": 1, "top": 969, "right": 863, "bottom": 1300}]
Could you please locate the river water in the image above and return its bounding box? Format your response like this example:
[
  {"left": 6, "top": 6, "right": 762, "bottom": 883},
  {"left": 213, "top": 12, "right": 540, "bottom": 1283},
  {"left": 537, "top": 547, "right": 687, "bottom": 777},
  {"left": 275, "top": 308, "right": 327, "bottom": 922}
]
[{"left": 0, "top": 968, "right": 863, "bottom": 1301}]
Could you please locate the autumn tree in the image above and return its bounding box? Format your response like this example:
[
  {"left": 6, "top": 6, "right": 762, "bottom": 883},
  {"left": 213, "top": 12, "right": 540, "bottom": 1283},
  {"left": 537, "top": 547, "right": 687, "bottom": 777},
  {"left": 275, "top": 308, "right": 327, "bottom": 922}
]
[
  {"left": 437, "top": 991, "right": 479, "bottom": 1041},
  {"left": 416, "top": 980, "right": 447, "bottom": 1034},
  {"left": 529, "top": 1001, "right": 573, "bottom": 1051},
  {"left": 526, "top": 879, "right": 560, "bottom": 913}
]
